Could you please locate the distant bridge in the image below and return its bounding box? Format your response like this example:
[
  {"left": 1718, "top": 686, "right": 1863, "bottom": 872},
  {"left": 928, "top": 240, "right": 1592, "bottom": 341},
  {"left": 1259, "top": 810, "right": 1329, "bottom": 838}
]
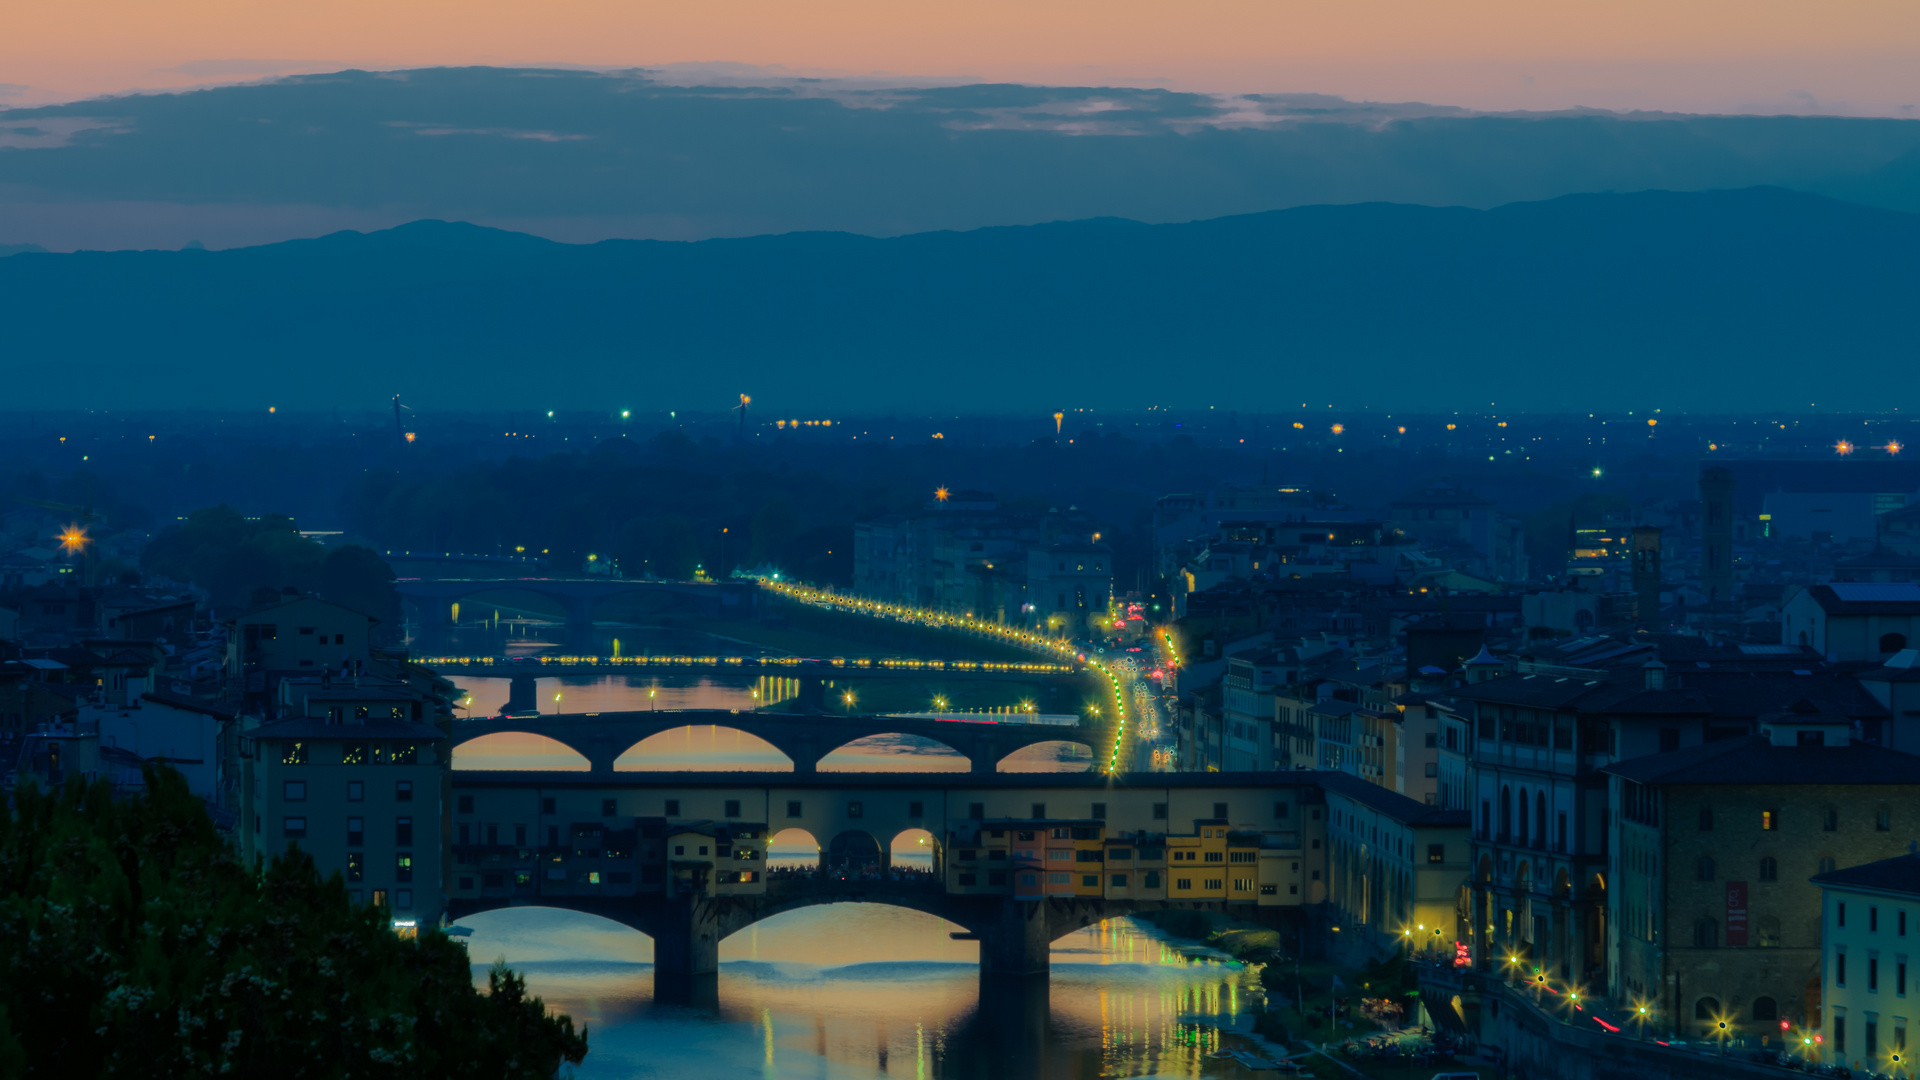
[
  {"left": 428, "top": 655, "right": 1084, "bottom": 714},
  {"left": 449, "top": 708, "right": 1100, "bottom": 774},
  {"left": 395, "top": 577, "right": 762, "bottom": 644}
]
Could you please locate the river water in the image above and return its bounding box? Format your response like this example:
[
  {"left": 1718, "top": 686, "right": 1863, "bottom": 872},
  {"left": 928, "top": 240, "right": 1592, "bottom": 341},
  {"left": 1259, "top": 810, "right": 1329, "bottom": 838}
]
[{"left": 442, "top": 620, "right": 1242, "bottom": 1077}]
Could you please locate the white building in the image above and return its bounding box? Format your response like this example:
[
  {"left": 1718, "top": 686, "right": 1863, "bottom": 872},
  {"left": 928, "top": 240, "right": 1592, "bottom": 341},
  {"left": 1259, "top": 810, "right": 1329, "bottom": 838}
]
[{"left": 1813, "top": 852, "right": 1920, "bottom": 1076}]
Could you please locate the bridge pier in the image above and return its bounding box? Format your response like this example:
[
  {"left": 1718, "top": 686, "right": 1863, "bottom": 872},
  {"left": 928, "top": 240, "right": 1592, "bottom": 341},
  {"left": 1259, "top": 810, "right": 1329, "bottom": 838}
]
[
  {"left": 653, "top": 896, "right": 722, "bottom": 979},
  {"left": 981, "top": 900, "right": 1054, "bottom": 976},
  {"left": 504, "top": 674, "right": 538, "bottom": 716}
]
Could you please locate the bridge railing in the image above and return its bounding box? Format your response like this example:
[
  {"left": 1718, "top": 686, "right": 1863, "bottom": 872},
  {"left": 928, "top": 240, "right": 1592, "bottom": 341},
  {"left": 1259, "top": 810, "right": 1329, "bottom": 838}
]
[{"left": 420, "top": 654, "right": 1077, "bottom": 674}]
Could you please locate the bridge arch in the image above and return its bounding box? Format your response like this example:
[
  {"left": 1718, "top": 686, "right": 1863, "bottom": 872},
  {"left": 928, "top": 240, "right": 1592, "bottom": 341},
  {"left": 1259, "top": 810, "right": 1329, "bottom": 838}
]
[
  {"left": 614, "top": 725, "right": 795, "bottom": 772},
  {"left": 996, "top": 738, "right": 1097, "bottom": 773},
  {"left": 890, "top": 828, "right": 941, "bottom": 878},
  {"left": 451, "top": 730, "right": 591, "bottom": 771},
  {"left": 819, "top": 732, "right": 971, "bottom": 773},
  {"left": 767, "top": 828, "right": 823, "bottom": 873},
  {"left": 827, "top": 829, "right": 886, "bottom": 876}
]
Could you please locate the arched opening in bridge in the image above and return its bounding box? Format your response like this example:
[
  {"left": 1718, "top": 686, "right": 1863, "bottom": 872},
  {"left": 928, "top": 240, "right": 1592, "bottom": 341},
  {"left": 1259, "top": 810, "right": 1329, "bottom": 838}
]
[
  {"left": 718, "top": 904, "right": 977, "bottom": 967},
  {"left": 827, "top": 830, "right": 885, "bottom": 877},
  {"left": 819, "top": 734, "right": 969, "bottom": 773},
  {"left": 452, "top": 732, "right": 590, "bottom": 771},
  {"left": 453, "top": 905, "right": 655, "bottom": 962},
  {"left": 996, "top": 740, "right": 1096, "bottom": 773},
  {"left": 890, "top": 828, "right": 939, "bottom": 879},
  {"left": 767, "top": 828, "right": 822, "bottom": 876},
  {"left": 614, "top": 725, "right": 795, "bottom": 771}
]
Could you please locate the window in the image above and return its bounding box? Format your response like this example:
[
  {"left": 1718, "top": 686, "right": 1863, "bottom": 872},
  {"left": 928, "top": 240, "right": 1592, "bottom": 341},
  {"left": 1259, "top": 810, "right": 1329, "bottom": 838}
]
[
  {"left": 1753, "top": 997, "right": 1777, "bottom": 1022},
  {"left": 1233, "top": 878, "right": 1254, "bottom": 892},
  {"left": 1882, "top": 632, "right": 1909, "bottom": 653},
  {"left": 1842, "top": 903, "right": 1850, "bottom": 928},
  {"left": 283, "top": 781, "right": 306, "bottom": 801},
  {"left": 1900, "top": 959, "right": 1909, "bottom": 996},
  {"left": 283, "top": 817, "right": 307, "bottom": 839},
  {"left": 957, "top": 873, "right": 977, "bottom": 886},
  {"left": 347, "top": 853, "right": 363, "bottom": 881},
  {"left": 1839, "top": 951, "right": 1849, "bottom": 986},
  {"left": 282, "top": 742, "right": 306, "bottom": 765},
  {"left": 343, "top": 743, "right": 366, "bottom": 766},
  {"left": 1699, "top": 805, "right": 1713, "bottom": 831},
  {"left": 1879, "top": 808, "right": 1895, "bottom": 832},
  {"left": 395, "top": 780, "right": 412, "bottom": 803},
  {"left": 1871, "top": 957, "right": 1881, "bottom": 991},
  {"left": 1153, "top": 803, "right": 1168, "bottom": 820},
  {"left": 1176, "top": 878, "right": 1193, "bottom": 890},
  {"left": 542, "top": 796, "right": 558, "bottom": 815},
  {"left": 396, "top": 817, "right": 412, "bottom": 845},
  {"left": 720, "top": 799, "right": 738, "bottom": 818},
  {"left": 1213, "top": 802, "right": 1228, "bottom": 819},
  {"left": 1425, "top": 762, "right": 1439, "bottom": 778},
  {"left": 1836, "top": 1013, "right": 1848, "bottom": 1054},
  {"left": 1204, "top": 879, "right": 1223, "bottom": 890},
  {"left": 1659, "top": 728, "right": 1680, "bottom": 753},
  {"left": 1082, "top": 875, "right": 1099, "bottom": 888},
  {"left": 1111, "top": 874, "right": 1128, "bottom": 887},
  {"left": 396, "top": 854, "right": 413, "bottom": 883},
  {"left": 788, "top": 801, "right": 803, "bottom": 818},
  {"left": 1091, "top": 802, "right": 1107, "bottom": 820},
  {"left": 1428, "top": 844, "right": 1446, "bottom": 864},
  {"left": 1693, "top": 919, "right": 1718, "bottom": 949},
  {"left": 458, "top": 824, "right": 471, "bottom": 845},
  {"left": 347, "top": 818, "right": 363, "bottom": 846},
  {"left": 1697, "top": 857, "right": 1715, "bottom": 883},
  {"left": 347, "top": 781, "right": 364, "bottom": 802},
  {"left": 1144, "top": 871, "right": 1161, "bottom": 888},
  {"left": 1761, "top": 809, "right": 1778, "bottom": 831},
  {"left": 1760, "top": 857, "right": 1778, "bottom": 882},
  {"left": 848, "top": 801, "right": 864, "bottom": 819},
  {"left": 1824, "top": 807, "right": 1839, "bottom": 831},
  {"left": 392, "top": 744, "right": 416, "bottom": 765},
  {"left": 986, "top": 871, "right": 1007, "bottom": 886},
  {"left": 1822, "top": 856, "right": 1839, "bottom": 874},
  {"left": 458, "top": 795, "right": 473, "bottom": 814},
  {"left": 908, "top": 801, "right": 924, "bottom": 818},
  {"left": 968, "top": 803, "right": 984, "bottom": 820},
  {"left": 514, "top": 825, "right": 526, "bottom": 846},
  {"left": 602, "top": 799, "right": 620, "bottom": 817},
  {"left": 1274, "top": 802, "right": 1290, "bottom": 819},
  {"left": 1875, "top": 907, "right": 1882, "bottom": 932},
  {"left": 395, "top": 890, "right": 411, "bottom": 910},
  {"left": 1032, "top": 803, "right": 1046, "bottom": 819},
  {"left": 1695, "top": 996, "right": 1720, "bottom": 1020}
]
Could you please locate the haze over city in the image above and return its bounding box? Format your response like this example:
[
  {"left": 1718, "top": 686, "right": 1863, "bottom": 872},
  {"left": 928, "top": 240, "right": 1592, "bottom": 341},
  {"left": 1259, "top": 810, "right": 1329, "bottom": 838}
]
[{"left": 4, "top": 1, "right": 1919, "bottom": 1078}]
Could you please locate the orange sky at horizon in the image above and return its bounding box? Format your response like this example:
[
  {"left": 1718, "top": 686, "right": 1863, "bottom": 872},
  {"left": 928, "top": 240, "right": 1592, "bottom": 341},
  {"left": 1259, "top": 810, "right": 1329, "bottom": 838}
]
[{"left": 4, "top": 0, "right": 1918, "bottom": 115}]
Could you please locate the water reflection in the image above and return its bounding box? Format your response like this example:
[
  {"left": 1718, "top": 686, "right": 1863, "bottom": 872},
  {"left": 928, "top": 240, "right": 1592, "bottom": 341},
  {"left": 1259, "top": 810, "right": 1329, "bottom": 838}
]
[{"left": 462, "top": 906, "right": 1270, "bottom": 1080}]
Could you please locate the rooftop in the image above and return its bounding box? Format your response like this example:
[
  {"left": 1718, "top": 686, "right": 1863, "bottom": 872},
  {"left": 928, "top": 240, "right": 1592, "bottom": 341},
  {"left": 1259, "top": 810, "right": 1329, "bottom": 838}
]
[
  {"left": 1602, "top": 734, "right": 1920, "bottom": 787},
  {"left": 1812, "top": 852, "right": 1920, "bottom": 898}
]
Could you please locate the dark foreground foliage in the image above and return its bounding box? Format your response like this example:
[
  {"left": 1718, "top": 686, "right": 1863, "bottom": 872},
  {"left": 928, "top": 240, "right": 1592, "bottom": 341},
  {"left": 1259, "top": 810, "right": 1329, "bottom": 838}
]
[{"left": 0, "top": 766, "right": 587, "bottom": 1078}]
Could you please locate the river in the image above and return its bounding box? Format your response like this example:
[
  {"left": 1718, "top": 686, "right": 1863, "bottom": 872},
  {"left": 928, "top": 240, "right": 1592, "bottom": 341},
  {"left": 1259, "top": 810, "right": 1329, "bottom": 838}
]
[{"left": 440, "top": 619, "right": 1244, "bottom": 1077}]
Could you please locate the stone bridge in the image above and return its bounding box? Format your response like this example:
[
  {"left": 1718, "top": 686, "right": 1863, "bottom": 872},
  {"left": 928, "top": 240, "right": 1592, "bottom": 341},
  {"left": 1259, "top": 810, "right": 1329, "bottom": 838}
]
[
  {"left": 450, "top": 708, "right": 1102, "bottom": 773},
  {"left": 434, "top": 657, "right": 1084, "bottom": 715},
  {"left": 446, "top": 770, "right": 1322, "bottom": 997}
]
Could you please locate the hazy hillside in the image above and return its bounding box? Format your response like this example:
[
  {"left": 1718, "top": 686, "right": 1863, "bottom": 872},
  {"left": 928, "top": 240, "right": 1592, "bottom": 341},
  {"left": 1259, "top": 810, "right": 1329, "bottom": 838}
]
[{"left": 4, "top": 186, "right": 1914, "bottom": 413}]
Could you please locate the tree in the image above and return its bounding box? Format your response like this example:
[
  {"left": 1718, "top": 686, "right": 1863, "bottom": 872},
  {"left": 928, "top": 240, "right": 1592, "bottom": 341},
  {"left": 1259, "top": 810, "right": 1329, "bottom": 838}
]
[
  {"left": 141, "top": 506, "right": 399, "bottom": 631},
  {"left": 0, "top": 767, "right": 587, "bottom": 1077}
]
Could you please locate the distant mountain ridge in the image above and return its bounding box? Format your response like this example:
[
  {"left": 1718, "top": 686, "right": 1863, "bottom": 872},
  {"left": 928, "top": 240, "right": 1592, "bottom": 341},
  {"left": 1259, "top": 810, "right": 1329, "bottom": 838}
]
[
  {"left": 4, "top": 186, "right": 1915, "bottom": 413},
  {"left": 6, "top": 66, "right": 1920, "bottom": 251}
]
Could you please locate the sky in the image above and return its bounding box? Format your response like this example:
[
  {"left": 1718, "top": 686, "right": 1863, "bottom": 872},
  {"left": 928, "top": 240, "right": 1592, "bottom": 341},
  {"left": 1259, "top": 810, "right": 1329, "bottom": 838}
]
[{"left": 5, "top": 0, "right": 1919, "bottom": 115}]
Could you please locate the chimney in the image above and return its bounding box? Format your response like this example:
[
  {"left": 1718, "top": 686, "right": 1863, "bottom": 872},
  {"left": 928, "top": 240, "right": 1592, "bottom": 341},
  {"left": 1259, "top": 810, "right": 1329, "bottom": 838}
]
[{"left": 1643, "top": 657, "right": 1667, "bottom": 691}]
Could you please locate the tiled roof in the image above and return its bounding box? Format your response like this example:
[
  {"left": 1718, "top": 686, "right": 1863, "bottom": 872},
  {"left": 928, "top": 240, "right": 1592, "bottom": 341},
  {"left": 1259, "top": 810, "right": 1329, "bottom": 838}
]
[
  {"left": 1812, "top": 853, "right": 1920, "bottom": 896},
  {"left": 1602, "top": 734, "right": 1920, "bottom": 786}
]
